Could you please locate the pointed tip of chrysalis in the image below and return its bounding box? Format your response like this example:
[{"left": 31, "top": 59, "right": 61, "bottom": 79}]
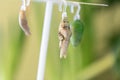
[
  {"left": 60, "top": 53, "right": 63, "bottom": 59},
  {"left": 63, "top": 55, "right": 67, "bottom": 59},
  {"left": 60, "top": 53, "right": 67, "bottom": 59},
  {"left": 60, "top": 55, "right": 62, "bottom": 59},
  {"left": 25, "top": 31, "right": 31, "bottom": 36}
]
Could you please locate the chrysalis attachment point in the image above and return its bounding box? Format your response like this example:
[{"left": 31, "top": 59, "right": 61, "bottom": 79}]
[
  {"left": 59, "top": 2, "right": 63, "bottom": 12},
  {"left": 70, "top": 5, "right": 74, "bottom": 13},
  {"left": 74, "top": 4, "right": 81, "bottom": 20},
  {"left": 19, "top": 0, "right": 31, "bottom": 36},
  {"left": 58, "top": 17, "right": 72, "bottom": 58},
  {"left": 26, "top": 0, "right": 31, "bottom": 7},
  {"left": 20, "top": 5, "right": 26, "bottom": 11}
]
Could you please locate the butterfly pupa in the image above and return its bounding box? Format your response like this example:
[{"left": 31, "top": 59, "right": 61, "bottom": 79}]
[
  {"left": 19, "top": 8, "right": 31, "bottom": 36},
  {"left": 70, "top": 19, "right": 84, "bottom": 46},
  {"left": 58, "top": 17, "right": 72, "bottom": 58}
]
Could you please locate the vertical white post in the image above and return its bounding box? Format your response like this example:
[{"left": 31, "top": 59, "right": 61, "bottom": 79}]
[{"left": 37, "top": 1, "right": 53, "bottom": 80}]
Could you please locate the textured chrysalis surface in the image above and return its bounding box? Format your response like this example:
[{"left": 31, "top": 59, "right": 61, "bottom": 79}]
[
  {"left": 58, "top": 17, "right": 72, "bottom": 58},
  {"left": 19, "top": 9, "right": 31, "bottom": 36},
  {"left": 70, "top": 19, "right": 84, "bottom": 46}
]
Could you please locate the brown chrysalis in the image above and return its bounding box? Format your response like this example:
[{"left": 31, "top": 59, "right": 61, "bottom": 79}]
[
  {"left": 58, "top": 17, "right": 72, "bottom": 58},
  {"left": 19, "top": 9, "right": 31, "bottom": 36}
]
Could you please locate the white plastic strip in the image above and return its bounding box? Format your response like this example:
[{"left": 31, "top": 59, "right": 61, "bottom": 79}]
[
  {"left": 36, "top": 1, "right": 53, "bottom": 80},
  {"left": 33, "top": 0, "right": 108, "bottom": 7},
  {"left": 67, "top": 1, "right": 108, "bottom": 6}
]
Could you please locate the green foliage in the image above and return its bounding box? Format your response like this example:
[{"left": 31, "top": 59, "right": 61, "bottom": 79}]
[{"left": 108, "top": 33, "right": 120, "bottom": 78}]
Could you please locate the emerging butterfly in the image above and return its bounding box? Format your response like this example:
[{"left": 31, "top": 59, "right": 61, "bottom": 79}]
[{"left": 58, "top": 17, "right": 72, "bottom": 58}]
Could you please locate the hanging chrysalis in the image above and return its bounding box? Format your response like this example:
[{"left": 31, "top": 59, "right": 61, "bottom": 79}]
[
  {"left": 70, "top": 4, "right": 84, "bottom": 47},
  {"left": 19, "top": 9, "right": 31, "bottom": 35},
  {"left": 58, "top": 12, "right": 72, "bottom": 58},
  {"left": 19, "top": 0, "right": 31, "bottom": 36},
  {"left": 70, "top": 19, "right": 84, "bottom": 46}
]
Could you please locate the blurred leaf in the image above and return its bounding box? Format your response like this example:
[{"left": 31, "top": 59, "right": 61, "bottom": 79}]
[
  {"left": 3, "top": 17, "right": 26, "bottom": 80},
  {"left": 107, "top": 31, "right": 120, "bottom": 79}
]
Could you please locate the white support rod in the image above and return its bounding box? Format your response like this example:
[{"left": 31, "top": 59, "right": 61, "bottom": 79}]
[
  {"left": 67, "top": 1, "right": 108, "bottom": 6},
  {"left": 37, "top": 1, "right": 53, "bottom": 80},
  {"left": 33, "top": 0, "right": 108, "bottom": 6}
]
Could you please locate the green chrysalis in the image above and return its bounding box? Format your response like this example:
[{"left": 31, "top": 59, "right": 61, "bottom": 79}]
[{"left": 70, "top": 19, "right": 84, "bottom": 47}]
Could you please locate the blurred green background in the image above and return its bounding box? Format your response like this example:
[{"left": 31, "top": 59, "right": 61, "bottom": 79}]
[{"left": 0, "top": 0, "right": 120, "bottom": 80}]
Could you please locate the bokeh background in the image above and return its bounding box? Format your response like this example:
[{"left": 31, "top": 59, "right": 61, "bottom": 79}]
[{"left": 0, "top": 0, "right": 120, "bottom": 80}]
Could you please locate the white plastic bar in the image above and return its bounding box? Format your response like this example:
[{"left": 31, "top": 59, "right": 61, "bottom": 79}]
[
  {"left": 67, "top": 1, "right": 108, "bottom": 6},
  {"left": 33, "top": 0, "right": 108, "bottom": 6},
  {"left": 37, "top": 1, "right": 53, "bottom": 80}
]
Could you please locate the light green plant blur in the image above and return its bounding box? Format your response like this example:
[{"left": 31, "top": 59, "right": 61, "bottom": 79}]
[{"left": 0, "top": 0, "right": 120, "bottom": 80}]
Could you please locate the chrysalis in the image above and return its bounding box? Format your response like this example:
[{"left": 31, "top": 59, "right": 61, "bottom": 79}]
[
  {"left": 58, "top": 17, "right": 72, "bottom": 58},
  {"left": 19, "top": 9, "right": 31, "bottom": 36},
  {"left": 70, "top": 19, "right": 84, "bottom": 46}
]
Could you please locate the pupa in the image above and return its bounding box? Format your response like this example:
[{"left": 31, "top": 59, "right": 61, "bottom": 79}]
[
  {"left": 58, "top": 17, "right": 72, "bottom": 58},
  {"left": 19, "top": 9, "right": 31, "bottom": 36}
]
